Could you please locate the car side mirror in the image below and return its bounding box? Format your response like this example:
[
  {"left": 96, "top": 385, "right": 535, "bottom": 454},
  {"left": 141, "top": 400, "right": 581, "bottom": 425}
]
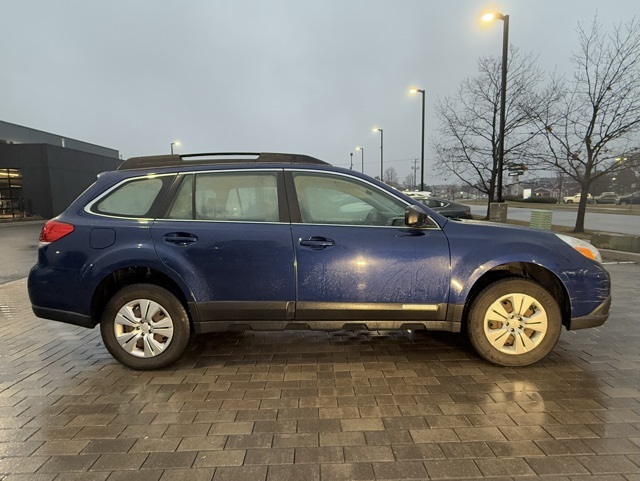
[{"left": 405, "top": 204, "right": 430, "bottom": 227}]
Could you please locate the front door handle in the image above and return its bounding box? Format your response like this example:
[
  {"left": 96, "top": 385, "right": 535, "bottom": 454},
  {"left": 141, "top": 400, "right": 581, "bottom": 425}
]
[
  {"left": 299, "top": 236, "right": 335, "bottom": 249},
  {"left": 164, "top": 232, "right": 198, "bottom": 246}
]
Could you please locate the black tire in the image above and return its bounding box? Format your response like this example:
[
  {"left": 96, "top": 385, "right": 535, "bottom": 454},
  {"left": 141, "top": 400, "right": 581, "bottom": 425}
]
[
  {"left": 100, "top": 284, "right": 191, "bottom": 370},
  {"left": 466, "top": 278, "right": 562, "bottom": 367}
]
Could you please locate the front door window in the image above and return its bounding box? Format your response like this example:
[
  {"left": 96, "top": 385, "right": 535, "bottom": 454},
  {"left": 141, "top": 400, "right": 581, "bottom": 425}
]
[{"left": 293, "top": 172, "right": 406, "bottom": 226}]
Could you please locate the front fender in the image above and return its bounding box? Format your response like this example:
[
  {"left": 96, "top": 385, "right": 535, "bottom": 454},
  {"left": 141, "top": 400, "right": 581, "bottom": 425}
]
[
  {"left": 450, "top": 250, "right": 567, "bottom": 303},
  {"left": 443, "top": 221, "right": 598, "bottom": 320}
]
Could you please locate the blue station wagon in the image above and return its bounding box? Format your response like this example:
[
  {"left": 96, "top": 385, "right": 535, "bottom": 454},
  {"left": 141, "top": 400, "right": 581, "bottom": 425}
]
[{"left": 28, "top": 153, "right": 611, "bottom": 369}]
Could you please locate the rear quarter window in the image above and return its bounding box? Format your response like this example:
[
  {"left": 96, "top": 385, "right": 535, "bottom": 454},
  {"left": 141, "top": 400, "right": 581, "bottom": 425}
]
[{"left": 92, "top": 177, "right": 166, "bottom": 217}]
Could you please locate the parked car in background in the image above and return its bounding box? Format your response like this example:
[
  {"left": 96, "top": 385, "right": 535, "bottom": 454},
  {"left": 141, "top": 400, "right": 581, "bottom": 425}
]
[
  {"left": 616, "top": 191, "right": 640, "bottom": 205},
  {"left": 412, "top": 196, "right": 473, "bottom": 219},
  {"left": 405, "top": 191, "right": 432, "bottom": 198},
  {"left": 563, "top": 193, "right": 593, "bottom": 204},
  {"left": 593, "top": 192, "right": 619, "bottom": 204},
  {"left": 28, "top": 152, "right": 610, "bottom": 370},
  {"left": 593, "top": 192, "right": 618, "bottom": 204}
]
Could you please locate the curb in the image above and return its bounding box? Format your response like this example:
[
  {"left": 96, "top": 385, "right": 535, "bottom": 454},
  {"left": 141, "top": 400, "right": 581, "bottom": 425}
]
[
  {"left": 0, "top": 220, "right": 45, "bottom": 228},
  {"left": 591, "top": 232, "right": 640, "bottom": 255},
  {"left": 0, "top": 278, "right": 28, "bottom": 288},
  {"left": 600, "top": 248, "right": 640, "bottom": 263}
]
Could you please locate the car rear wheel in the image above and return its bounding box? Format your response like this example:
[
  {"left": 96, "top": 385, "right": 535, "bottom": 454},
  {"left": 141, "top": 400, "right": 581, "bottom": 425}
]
[
  {"left": 100, "top": 284, "right": 190, "bottom": 370},
  {"left": 466, "top": 278, "right": 562, "bottom": 367}
]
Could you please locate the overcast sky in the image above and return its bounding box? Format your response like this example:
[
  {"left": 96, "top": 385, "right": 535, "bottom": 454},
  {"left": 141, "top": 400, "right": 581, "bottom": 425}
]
[{"left": 2, "top": 0, "right": 638, "bottom": 184}]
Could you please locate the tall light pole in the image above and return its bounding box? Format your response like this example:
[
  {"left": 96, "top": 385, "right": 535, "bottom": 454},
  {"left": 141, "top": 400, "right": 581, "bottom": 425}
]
[
  {"left": 350, "top": 152, "right": 353, "bottom": 170},
  {"left": 482, "top": 12, "right": 509, "bottom": 202},
  {"left": 356, "top": 146, "right": 364, "bottom": 173},
  {"left": 373, "top": 128, "right": 383, "bottom": 181},
  {"left": 170, "top": 141, "right": 180, "bottom": 154},
  {"left": 410, "top": 88, "right": 426, "bottom": 191}
]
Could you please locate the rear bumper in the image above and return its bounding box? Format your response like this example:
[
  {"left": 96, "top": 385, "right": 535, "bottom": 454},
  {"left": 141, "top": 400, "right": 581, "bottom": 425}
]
[
  {"left": 31, "top": 305, "right": 96, "bottom": 329},
  {"left": 568, "top": 295, "right": 611, "bottom": 330},
  {"left": 28, "top": 264, "right": 90, "bottom": 315}
]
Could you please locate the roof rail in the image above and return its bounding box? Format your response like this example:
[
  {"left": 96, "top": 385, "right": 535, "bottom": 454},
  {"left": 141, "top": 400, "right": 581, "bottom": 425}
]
[{"left": 118, "top": 152, "right": 329, "bottom": 170}]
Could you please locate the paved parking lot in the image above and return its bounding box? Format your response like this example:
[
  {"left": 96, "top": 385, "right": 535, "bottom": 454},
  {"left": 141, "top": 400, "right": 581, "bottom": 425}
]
[{"left": 0, "top": 263, "right": 638, "bottom": 481}]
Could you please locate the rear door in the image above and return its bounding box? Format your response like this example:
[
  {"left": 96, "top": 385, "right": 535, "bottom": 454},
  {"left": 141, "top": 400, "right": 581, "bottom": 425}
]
[
  {"left": 286, "top": 170, "right": 451, "bottom": 326},
  {"left": 150, "top": 169, "right": 296, "bottom": 328}
]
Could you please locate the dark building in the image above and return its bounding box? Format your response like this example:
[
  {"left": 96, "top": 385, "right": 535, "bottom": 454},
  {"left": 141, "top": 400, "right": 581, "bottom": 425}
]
[{"left": 0, "top": 121, "right": 121, "bottom": 218}]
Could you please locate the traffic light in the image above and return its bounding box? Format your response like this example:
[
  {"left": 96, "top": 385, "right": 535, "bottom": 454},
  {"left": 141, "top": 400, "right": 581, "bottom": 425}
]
[{"left": 507, "top": 162, "right": 526, "bottom": 176}]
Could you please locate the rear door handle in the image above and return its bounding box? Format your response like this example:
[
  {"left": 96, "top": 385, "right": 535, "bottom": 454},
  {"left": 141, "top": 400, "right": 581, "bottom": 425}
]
[
  {"left": 164, "top": 232, "right": 198, "bottom": 246},
  {"left": 299, "top": 236, "right": 335, "bottom": 249}
]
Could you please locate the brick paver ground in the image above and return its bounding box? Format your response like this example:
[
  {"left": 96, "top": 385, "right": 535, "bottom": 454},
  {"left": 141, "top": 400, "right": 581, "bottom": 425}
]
[{"left": 0, "top": 263, "right": 638, "bottom": 480}]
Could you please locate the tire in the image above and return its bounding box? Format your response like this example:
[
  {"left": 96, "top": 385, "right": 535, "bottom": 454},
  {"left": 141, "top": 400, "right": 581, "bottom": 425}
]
[
  {"left": 100, "top": 284, "right": 191, "bottom": 370},
  {"left": 466, "top": 278, "right": 562, "bottom": 367}
]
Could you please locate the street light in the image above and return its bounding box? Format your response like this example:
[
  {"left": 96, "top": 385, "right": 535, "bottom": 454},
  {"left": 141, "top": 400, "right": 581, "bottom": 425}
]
[
  {"left": 356, "top": 146, "right": 364, "bottom": 173},
  {"left": 410, "top": 88, "right": 426, "bottom": 191},
  {"left": 373, "top": 128, "right": 383, "bottom": 181},
  {"left": 350, "top": 152, "right": 353, "bottom": 170},
  {"left": 170, "top": 141, "right": 181, "bottom": 154},
  {"left": 482, "top": 11, "right": 509, "bottom": 203}
]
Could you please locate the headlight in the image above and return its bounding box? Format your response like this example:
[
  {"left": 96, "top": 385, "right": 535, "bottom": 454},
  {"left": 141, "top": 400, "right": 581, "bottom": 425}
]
[{"left": 555, "top": 234, "right": 602, "bottom": 263}]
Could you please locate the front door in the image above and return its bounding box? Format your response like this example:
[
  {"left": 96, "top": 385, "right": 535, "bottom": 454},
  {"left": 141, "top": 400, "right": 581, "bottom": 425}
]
[{"left": 287, "top": 170, "right": 451, "bottom": 324}]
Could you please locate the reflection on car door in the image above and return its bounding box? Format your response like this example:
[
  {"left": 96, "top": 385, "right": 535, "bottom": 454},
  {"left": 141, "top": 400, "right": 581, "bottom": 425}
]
[{"left": 287, "top": 170, "right": 451, "bottom": 326}]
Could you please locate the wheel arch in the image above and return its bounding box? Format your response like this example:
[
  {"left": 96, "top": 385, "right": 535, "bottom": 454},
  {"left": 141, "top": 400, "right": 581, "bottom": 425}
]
[
  {"left": 459, "top": 262, "right": 571, "bottom": 331},
  {"left": 90, "top": 266, "right": 196, "bottom": 327}
]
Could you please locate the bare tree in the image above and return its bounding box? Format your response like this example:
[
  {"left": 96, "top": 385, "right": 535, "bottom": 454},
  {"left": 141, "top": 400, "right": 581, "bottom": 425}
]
[
  {"left": 433, "top": 47, "right": 554, "bottom": 216},
  {"left": 527, "top": 17, "right": 640, "bottom": 232},
  {"left": 628, "top": 150, "right": 640, "bottom": 182},
  {"left": 402, "top": 173, "right": 414, "bottom": 190},
  {"left": 383, "top": 166, "right": 400, "bottom": 187}
]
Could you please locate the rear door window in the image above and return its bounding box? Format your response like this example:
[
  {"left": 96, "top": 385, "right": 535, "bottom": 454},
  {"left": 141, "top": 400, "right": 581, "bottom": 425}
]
[{"left": 165, "top": 172, "right": 279, "bottom": 222}]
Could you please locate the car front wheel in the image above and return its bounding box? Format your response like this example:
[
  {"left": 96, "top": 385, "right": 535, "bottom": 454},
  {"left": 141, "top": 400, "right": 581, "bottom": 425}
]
[
  {"left": 100, "top": 284, "right": 190, "bottom": 370},
  {"left": 466, "top": 278, "right": 562, "bottom": 367}
]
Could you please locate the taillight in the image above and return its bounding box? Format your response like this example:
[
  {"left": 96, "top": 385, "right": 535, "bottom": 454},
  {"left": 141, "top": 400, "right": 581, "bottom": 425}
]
[{"left": 40, "top": 220, "right": 75, "bottom": 243}]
